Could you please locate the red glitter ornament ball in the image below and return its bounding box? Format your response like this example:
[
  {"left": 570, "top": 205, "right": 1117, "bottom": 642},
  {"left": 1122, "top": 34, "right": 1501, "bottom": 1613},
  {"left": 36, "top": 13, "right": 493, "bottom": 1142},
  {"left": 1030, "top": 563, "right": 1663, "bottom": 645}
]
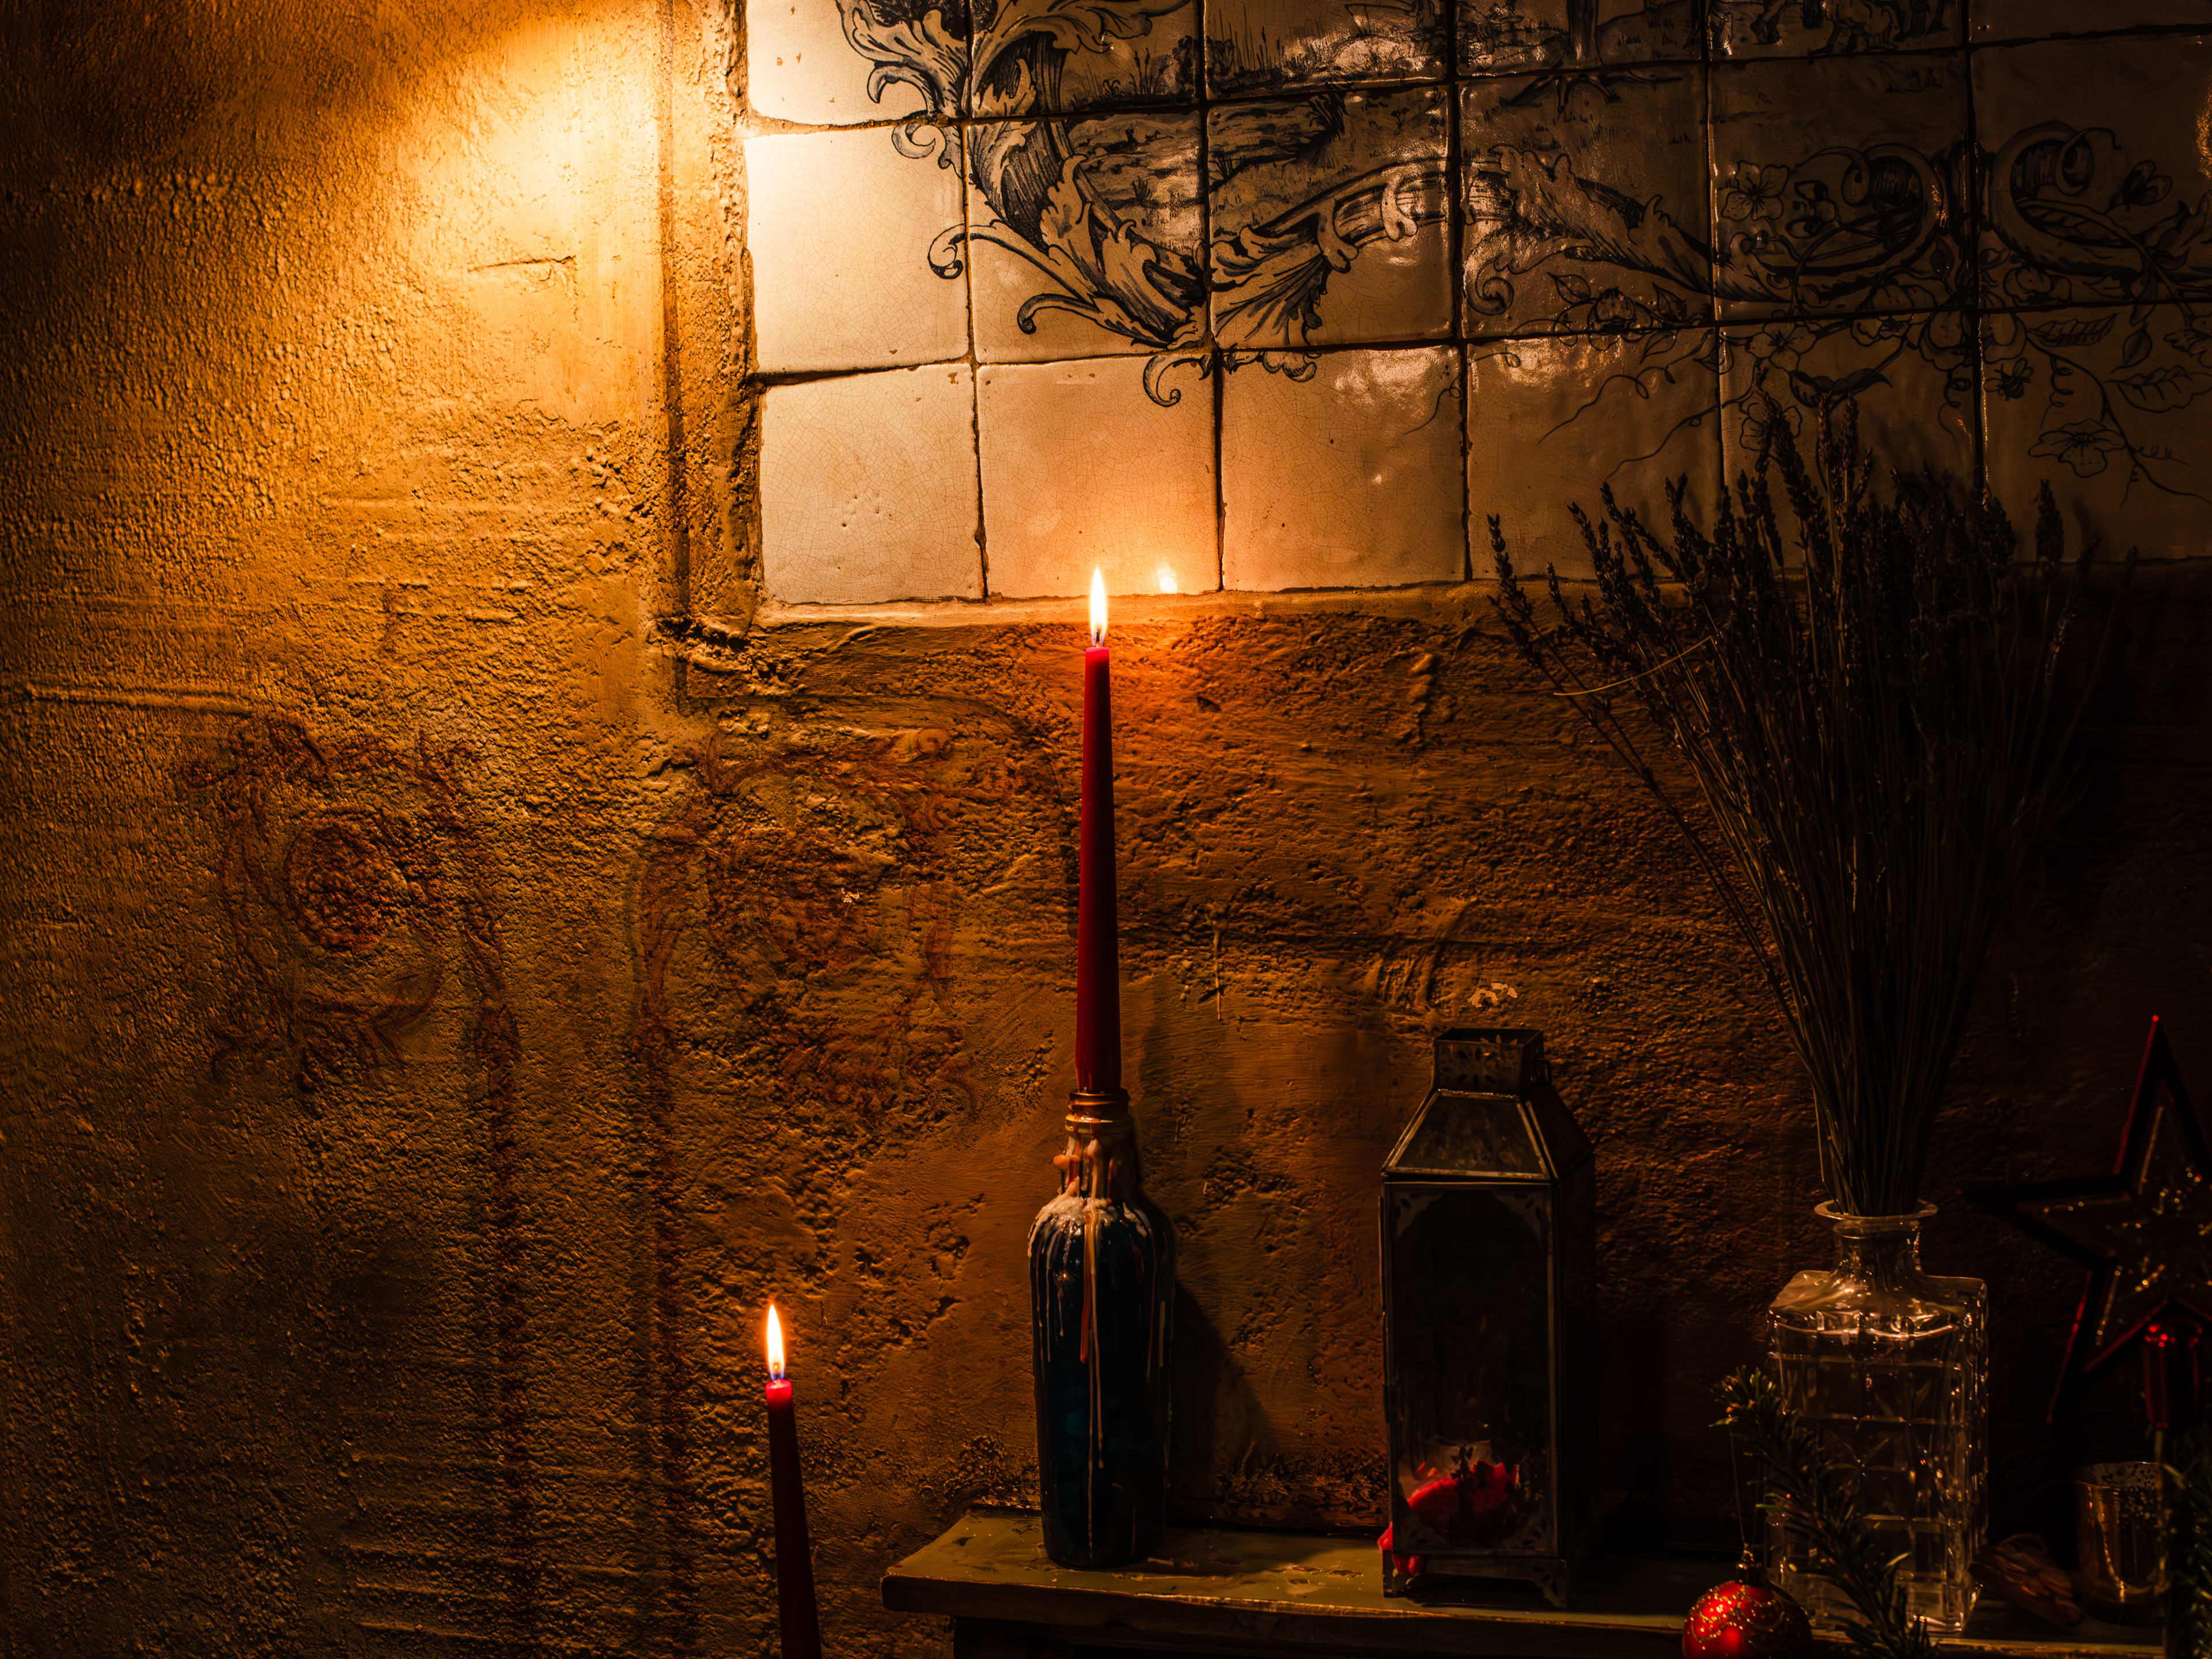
[{"left": 1682, "top": 1562, "right": 1811, "bottom": 1659}]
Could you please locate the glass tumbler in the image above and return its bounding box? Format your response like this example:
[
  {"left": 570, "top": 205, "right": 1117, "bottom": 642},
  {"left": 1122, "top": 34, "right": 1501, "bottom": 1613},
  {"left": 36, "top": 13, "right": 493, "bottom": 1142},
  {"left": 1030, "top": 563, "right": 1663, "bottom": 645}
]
[{"left": 2076, "top": 1461, "right": 2164, "bottom": 1618}]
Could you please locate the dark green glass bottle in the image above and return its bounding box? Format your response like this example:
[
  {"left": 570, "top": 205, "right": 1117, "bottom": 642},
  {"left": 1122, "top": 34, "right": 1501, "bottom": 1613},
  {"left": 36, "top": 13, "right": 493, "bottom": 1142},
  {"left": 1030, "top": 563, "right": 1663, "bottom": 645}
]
[{"left": 1029, "top": 1096, "right": 1175, "bottom": 1569}]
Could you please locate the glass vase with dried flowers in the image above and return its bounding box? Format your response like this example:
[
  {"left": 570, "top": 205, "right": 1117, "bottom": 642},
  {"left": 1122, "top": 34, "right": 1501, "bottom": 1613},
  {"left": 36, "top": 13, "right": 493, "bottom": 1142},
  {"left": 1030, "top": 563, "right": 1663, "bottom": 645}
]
[{"left": 1490, "top": 409, "right": 2120, "bottom": 1637}]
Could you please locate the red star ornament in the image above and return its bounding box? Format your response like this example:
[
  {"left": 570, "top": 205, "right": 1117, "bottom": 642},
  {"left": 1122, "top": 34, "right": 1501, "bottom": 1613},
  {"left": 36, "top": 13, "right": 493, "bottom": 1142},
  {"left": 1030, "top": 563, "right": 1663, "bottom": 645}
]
[{"left": 1976, "top": 1017, "right": 2212, "bottom": 1418}]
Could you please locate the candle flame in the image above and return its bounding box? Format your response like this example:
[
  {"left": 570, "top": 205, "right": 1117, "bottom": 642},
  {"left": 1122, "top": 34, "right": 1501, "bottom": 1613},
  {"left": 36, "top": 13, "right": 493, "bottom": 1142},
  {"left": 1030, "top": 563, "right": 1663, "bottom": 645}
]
[
  {"left": 1089, "top": 567, "right": 1107, "bottom": 645},
  {"left": 1156, "top": 563, "right": 1179, "bottom": 595},
  {"left": 766, "top": 1304, "right": 786, "bottom": 1381}
]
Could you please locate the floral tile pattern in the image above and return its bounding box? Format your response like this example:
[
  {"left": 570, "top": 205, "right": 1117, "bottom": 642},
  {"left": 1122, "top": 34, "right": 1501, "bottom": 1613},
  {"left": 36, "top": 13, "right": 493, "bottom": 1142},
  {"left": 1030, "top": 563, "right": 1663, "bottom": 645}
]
[
  {"left": 741, "top": 1, "right": 2212, "bottom": 604},
  {"left": 1710, "top": 0, "right": 1961, "bottom": 59},
  {"left": 1975, "top": 35, "right": 2212, "bottom": 313},
  {"left": 1709, "top": 54, "right": 1973, "bottom": 321},
  {"left": 1982, "top": 306, "right": 2212, "bottom": 558},
  {"left": 1461, "top": 69, "right": 1710, "bottom": 340},
  {"left": 746, "top": 128, "right": 969, "bottom": 373},
  {"left": 1720, "top": 314, "right": 1979, "bottom": 493},
  {"left": 1206, "top": 0, "right": 1448, "bottom": 96},
  {"left": 978, "top": 356, "right": 1218, "bottom": 596},
  {"left": 760, "top": 366, "right": 983, "bottom": 604},
  {"left": 1460, "top": 0, "right": 1704, "bottom": 74},
  {"left": 1222, "top": 347, "right": 1464, "bottom": 590},
  {"left": 1469, "top": 331, "right": 1721, "bottom": 580},
  {"left": 965, "top": 114, "right": 1204, "bottom": 361},
  {"left": 1209, "top": 89, "right": 1452, "bottom": 351}
]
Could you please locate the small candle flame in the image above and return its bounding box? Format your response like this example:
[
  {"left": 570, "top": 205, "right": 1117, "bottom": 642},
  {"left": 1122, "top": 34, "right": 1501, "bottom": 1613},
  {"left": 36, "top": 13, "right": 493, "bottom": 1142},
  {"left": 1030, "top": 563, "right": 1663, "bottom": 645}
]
[
  {"left": 766, "top": 1304, "right": 786, "bottom": 1381},
  {"left": 1089, "top": 567, "right": 1108, "bottom": 645},
  {"left": 1156, "top": 563, "right": 1179, "bottom": 595}
]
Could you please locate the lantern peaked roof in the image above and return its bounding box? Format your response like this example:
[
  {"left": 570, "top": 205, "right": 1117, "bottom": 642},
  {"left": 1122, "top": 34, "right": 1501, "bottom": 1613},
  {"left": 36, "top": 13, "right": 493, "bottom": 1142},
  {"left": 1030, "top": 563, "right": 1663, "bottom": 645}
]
[{"left": 1382, "top": 1028, "right": 1591, "bottom": 1183}]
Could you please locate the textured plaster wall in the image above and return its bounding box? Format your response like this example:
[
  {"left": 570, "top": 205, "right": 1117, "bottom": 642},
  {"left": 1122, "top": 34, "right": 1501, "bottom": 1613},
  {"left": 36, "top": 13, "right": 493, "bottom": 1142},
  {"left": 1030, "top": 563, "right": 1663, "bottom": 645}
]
[{"left": 5, "top": 5, "right": 2212, "bottom": 1659}]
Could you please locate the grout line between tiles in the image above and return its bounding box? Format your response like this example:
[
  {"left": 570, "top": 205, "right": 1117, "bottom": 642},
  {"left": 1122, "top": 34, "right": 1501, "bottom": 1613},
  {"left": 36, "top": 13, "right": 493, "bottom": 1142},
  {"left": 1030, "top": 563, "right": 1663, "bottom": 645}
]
[
  {"left": 1971, "top": 22, "right": 2212, "bottom": 51},
  {"left": 738, "top": 20, "right": 2212, "bottom": 134},
  {"left": 957, "top": 122, "right": 990, "bottom": 600}
]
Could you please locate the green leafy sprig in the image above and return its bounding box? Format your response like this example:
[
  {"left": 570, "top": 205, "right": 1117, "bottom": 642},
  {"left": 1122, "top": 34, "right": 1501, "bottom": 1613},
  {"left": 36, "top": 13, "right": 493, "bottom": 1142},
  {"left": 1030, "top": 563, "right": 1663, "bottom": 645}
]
[
  {"left": 2163, "top": 1425, "right": 2212, "bottom": 1658},
  {"left": 1717, "top": 1368, "right": 1935, "bottom": 1659}
]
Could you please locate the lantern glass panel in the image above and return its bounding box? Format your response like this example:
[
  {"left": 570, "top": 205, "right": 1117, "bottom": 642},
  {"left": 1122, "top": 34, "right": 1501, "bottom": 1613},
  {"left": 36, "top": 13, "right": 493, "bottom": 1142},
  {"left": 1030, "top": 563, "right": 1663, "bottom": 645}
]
[
  {"left": 1387, "top": 1181, "right": 1555, "bottom": 1554},
  {"left": 1385, "top": 1093, "right": 1545, "bottom": 1179},
  {"left": 1380, "top": 1029, "right": 1593, "bottom": 1606}
]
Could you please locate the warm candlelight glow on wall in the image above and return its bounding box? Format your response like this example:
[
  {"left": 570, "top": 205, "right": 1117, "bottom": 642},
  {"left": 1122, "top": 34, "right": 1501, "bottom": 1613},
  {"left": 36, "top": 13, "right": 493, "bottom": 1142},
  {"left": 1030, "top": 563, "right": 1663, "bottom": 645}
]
[
  {"left": 766, "top": 1304, "right": 786, "bottom": 1380},
  {"left": 1156, "top": 563, "right": 1179, "bottom": 595},
  {"left": 1089, "top": 567, "right": 1108, "bottom": 645}
]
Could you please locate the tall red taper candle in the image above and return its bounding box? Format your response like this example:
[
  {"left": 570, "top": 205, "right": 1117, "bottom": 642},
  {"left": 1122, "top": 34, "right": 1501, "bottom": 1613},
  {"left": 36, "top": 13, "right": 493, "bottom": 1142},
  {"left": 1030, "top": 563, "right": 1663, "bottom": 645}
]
[
  {"left": 763, "top": 1306, "right": 823, "bottom": 1659},
  {"left": 1076, "top": 569, "right": 1121, "bottom": 1096}
]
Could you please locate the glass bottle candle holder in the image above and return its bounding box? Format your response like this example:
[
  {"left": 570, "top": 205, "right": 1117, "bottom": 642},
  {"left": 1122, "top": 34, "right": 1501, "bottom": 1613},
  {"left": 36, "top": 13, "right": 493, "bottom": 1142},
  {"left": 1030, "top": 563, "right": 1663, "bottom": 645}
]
[{"left": 1029, "top": 1093, "right": 1175, "bottom": 1569}]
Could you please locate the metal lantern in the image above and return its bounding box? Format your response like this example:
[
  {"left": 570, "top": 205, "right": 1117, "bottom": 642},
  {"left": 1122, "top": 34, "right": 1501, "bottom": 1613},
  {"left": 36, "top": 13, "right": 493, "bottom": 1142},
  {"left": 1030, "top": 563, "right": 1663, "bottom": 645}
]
[{"left": 1380, "top": 1028, "right": 1596, "bottom": 1605}]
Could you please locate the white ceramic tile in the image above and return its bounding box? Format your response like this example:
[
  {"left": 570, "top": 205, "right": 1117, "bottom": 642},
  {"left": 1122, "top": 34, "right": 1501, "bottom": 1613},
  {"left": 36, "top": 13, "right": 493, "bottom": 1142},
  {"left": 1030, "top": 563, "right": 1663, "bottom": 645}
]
[
  {"left": 1973, "top": 1, "right": 2211, "bottom": 40},
  {"left": 1712, "top": 0, "right": 1961, "bottom": 58},
  {"left": 1469, "top": 331, "right": 1721, "bottom": 581},
  {"left": 965, "top": 116, "right": 1204, "bottom": 362},
  {"left": 1719, "top": 315, "right": 1977, "bottom": 497},
  {"left": 1222, "top": 346, "right": 1464, "bottom": 590},
  {"left": 1461, "top": 69, "right": 1710, "bottom": 341},
  {"left": 1207, "top": 0, "right": 1448, "bottom": 93},
  {"left": 760, "top": 365, "right": 983, "bottom": 603},
  {"left": 748, "top": 0, "right": 950, "bottom": 126},
  {"left": 1210, "top": 89, "right": 1452, "bottom": 351},
  {"left": 1460, "top": 0, "right": 1701, "bottom": 73},
  {"left": 1984, "top": 306, "right": 2212, "bottom": 562},
  {"left": 746, "top": 128, "right": 968, "bottom": 374},
  {"left": 1976, "top": 35, "right": 2212, "bottom": 311},
  {"left": 971, "top": 0, "right": 1196, "bottom": 113},
  {"left": 978, "top": 357, "right": 1217, "bottom": 598},
  {"left": 1709, "top": 55, "right": 1972, "bottom": 321}
]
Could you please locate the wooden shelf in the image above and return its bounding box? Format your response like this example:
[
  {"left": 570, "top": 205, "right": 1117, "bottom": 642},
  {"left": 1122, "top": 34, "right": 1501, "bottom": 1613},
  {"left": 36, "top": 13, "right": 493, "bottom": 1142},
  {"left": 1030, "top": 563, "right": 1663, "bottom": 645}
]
[{"left": 884, "top": 1510, "right": 2164, "bottom": 1659}]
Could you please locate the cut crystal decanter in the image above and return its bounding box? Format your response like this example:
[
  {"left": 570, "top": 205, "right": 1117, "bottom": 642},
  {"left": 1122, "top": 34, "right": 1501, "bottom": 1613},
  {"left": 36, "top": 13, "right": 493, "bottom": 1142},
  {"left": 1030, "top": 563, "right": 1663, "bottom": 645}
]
[{"left": 1768, "top": 1204, "right": 1986, "bottom": 1635}]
